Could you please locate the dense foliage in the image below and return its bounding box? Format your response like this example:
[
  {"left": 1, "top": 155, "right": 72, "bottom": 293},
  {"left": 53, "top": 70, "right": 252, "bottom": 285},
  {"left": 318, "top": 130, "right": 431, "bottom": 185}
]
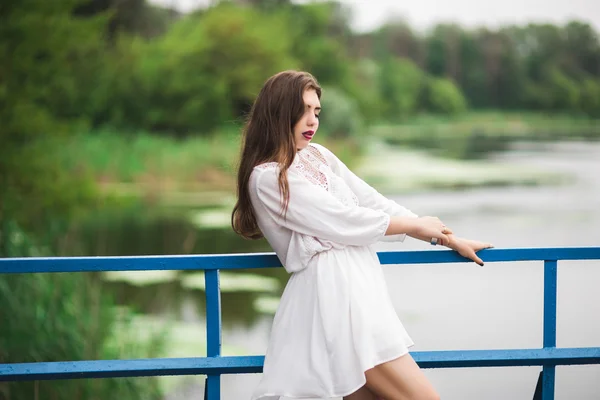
[{"left": 4, "top": 0, "right": 598, "bottom": 145}]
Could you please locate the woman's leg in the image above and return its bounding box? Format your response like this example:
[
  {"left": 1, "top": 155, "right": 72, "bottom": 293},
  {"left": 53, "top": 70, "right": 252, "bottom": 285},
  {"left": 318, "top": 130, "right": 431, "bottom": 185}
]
[
  {"left": 364, "top": 353, "right": 440, "bottom": 400},
  {"left": 343, "top": 384, "right": 379, "bottom": 400}
]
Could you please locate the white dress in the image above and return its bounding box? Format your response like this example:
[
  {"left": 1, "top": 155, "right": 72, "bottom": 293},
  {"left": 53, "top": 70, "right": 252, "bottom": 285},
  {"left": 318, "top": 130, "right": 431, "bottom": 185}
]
[{"left": 249, "top": 143, "right": 418, "bottom": 400}]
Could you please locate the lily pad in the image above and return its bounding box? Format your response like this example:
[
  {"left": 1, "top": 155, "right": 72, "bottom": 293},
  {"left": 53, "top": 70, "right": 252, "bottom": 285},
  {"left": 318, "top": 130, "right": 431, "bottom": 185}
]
[
  {"left": 102, "top": 270, "right": 178, "bottom": 286},
  {"left": 181, "top": 271, "right": 280, "bottom": 293}
]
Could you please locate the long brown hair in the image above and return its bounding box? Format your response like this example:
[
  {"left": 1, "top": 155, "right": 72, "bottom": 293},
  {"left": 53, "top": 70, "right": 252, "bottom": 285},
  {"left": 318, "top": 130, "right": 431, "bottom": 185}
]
[{"left": 231, "top": 70, "right": 322, "bottom": 239}]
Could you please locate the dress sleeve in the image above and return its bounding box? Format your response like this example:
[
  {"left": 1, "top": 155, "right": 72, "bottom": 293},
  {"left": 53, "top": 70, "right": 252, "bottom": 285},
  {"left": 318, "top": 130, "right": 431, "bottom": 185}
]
[
  {"left": 252, "top": 167, "right": 391, "bottom": 246},
  {"left": 312, "top": 143, "right": 418, "bottom": 242}
]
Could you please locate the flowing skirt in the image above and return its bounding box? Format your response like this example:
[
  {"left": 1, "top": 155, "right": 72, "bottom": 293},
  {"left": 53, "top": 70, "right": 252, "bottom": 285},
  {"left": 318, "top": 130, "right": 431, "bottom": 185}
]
[{"left": 251, "top": 245, "right": 414, "bottom": 400}]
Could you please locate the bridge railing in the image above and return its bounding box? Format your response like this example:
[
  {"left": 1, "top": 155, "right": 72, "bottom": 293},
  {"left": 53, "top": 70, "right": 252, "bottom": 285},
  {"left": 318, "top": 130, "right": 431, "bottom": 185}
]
[{"left": 1, "top": 247, "right": 600, "bottom": 400}]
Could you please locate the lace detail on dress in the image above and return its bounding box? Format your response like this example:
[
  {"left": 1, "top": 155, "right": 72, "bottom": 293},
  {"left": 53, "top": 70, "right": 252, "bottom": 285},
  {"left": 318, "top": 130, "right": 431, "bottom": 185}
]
[
  {"left": 254, "top": 145, "right": 358, "bottom": 208},
  {"left": 305, "top": 145, "right": 359, "bottom": 207},
  {"left": 294, "top": 145, "right": 329, "bottom": 191},
  {"left": 306, "top": 144, "right": 328, "bottom": 165}
]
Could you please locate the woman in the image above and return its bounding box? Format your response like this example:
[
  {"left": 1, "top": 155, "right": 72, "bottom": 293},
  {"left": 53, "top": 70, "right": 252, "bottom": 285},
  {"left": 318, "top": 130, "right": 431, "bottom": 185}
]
[{"left": 232, "top": 70, "right": 492, "bottom": 400}]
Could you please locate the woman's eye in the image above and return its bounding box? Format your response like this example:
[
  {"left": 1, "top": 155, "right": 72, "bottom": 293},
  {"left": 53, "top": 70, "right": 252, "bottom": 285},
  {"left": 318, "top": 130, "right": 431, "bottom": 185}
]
[{"left": 315, "top": 113, "right": 320, "bottom": 119}]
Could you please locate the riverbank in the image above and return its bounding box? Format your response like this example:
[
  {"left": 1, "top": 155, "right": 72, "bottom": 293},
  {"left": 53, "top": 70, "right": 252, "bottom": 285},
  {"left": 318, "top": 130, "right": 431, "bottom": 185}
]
[
  {"left": 371, "top": 111, "right": 600, "bottom": 159},
  {"left": 59, "top": 112, "right": 598, "bottom": 207},
  {"left": 183, "top": 139, "right": 569, "bottom": 230},
  {"left": 355, "top": 140, "right": 568, "bottom": 194}
]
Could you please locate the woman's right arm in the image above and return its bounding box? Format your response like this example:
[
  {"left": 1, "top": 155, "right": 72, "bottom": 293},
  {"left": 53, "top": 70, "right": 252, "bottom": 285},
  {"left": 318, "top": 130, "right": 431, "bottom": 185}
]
[
  {"left": 387, "top": 215, "right": 493, "bottom": 266},
  {"left": 386, "top": 215, "right": 451, "bottom": 246}
]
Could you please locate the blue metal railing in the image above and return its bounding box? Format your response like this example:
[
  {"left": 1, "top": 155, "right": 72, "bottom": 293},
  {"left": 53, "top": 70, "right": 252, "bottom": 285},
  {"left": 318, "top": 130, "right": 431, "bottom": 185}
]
[{"left": 1, "top": 247, "right": 600, "bottom": 400}]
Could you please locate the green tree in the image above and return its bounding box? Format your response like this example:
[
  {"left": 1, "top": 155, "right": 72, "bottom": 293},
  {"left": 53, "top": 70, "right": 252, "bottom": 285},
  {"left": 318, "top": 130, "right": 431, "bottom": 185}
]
[
  {"left": 371, "top": 19, "right": 425, "bottom": 64},
  {"left": 284, "top": 2, "right": 355, "bottom": 90},
  {"left": 319, "top": 86, "right": 363, "bottom": 138},
  {"left": 494, "top": 27, "right": 529, "bottom": 109},
  {"left": 561, "top": 21, "right": 600, "bottom": 79},
  {"left": 524, "top": 67, "right": 581, "bottom": 111},
  {"left": 546, "top": 68, "right": 581, "bottom": 110},
  {"left": 349, "top": 59, "right": 385, "bottom": 124},
  {"left": 379, "top": 58, "right": 426, "bottom": 120},
  {"left": 579, "top": 78, "right": 600, "bottom": 117},
  {"left": 456, "top": 29, "right": 489, "bottom": 108},
  {"left": 131, "top": 3, "right": 297, "bottom": 134},
  {"left": 0, "top": 0, "right": 103, "bottom": 230},
  {"left": 424, "top": 25, "right": 448, "bottom": 77},
  {"left": 74, "top": 0, "right": 179, "bottom": 40},
  {"left": 424, "top": 77, "right": 468, "bottom": 114}
]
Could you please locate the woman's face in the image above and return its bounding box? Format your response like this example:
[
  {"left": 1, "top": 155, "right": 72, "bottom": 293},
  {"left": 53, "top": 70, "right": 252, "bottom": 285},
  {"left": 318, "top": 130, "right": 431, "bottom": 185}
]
[{"left": 293, "top": 89, "right": 321, "bottom": 151}]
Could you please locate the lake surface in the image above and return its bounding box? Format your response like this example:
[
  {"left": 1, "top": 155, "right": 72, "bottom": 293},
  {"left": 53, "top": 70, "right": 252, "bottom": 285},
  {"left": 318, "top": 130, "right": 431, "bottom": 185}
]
[{"left": 76, "top": 141, "right": 600, "bottom": 399}]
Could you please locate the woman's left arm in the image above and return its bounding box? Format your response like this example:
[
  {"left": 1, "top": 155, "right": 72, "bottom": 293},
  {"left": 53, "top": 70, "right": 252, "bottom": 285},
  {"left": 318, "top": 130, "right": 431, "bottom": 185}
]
[
  {"left": 313, "top": 144, "right": 417, "bottom": 241},
  {"left": 312, "top": 145, "right": 494, "bottom": 261},
  {"left": 314, "top": 144, "right": 417, "bottom": 218}
]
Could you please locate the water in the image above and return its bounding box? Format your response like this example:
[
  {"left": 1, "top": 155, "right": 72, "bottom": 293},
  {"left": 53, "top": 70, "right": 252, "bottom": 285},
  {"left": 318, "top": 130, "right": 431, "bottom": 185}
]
[
  {"left": 373, "top": 141, "right": 600, "bottom": 400},
  {"left": 75, "top": 141, "right": 600, "bottom": 399}
]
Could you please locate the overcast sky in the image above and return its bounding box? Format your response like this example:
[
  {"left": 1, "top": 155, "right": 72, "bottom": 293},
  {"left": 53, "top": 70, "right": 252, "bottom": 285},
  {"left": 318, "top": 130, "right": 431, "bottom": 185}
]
[{"left": 149, "top": 0, "right": 600, "bottom": 32}]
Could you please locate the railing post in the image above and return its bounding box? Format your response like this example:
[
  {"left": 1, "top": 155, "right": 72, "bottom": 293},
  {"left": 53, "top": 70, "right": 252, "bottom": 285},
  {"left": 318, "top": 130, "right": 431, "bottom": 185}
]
[
  {"left": 205, "top": 270, "right": 222, "bottom": 400},
  {"left": 542, "top": 260, "right": 557, "bottom": 400}
]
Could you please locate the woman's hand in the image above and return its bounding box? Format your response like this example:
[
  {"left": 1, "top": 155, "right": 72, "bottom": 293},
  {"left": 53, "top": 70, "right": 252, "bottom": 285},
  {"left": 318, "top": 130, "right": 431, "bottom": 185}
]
[
  {"left": 407, "top": 216, "right": 454, "bottom": 246},
  {"left": 447, "top": 236, "right": 494, "bottom": 266}
]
